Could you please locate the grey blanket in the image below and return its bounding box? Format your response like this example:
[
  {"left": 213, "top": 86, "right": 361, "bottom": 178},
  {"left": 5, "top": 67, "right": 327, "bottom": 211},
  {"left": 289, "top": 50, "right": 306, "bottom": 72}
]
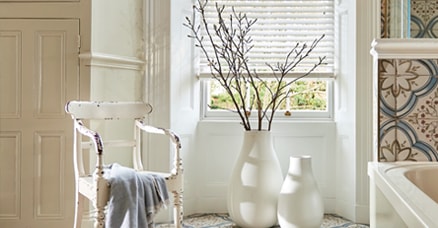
[{"left": 104, "top": 163, "right": 169, "bottom": 228}]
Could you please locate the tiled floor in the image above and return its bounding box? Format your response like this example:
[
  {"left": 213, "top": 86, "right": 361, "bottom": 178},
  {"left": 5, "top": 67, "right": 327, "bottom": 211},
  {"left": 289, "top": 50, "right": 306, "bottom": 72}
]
[{"left": 156, "top": 213, "right": 370, "bottom": 228}]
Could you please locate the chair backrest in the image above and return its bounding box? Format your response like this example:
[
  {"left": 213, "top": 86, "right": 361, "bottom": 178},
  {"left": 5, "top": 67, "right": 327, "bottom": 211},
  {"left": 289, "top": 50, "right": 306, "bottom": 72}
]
[
  {"left": 65, "top": 101, "right": 154, "bottom": 175},
  {"left": 65, "top": 101, "right": 152, "bottom": 120}
]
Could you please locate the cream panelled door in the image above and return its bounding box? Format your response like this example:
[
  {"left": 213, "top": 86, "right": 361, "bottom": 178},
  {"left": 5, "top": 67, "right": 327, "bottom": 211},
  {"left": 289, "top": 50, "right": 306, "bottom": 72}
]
[{"left": 0, "top": 19, "right": 79, "bottom": 227}]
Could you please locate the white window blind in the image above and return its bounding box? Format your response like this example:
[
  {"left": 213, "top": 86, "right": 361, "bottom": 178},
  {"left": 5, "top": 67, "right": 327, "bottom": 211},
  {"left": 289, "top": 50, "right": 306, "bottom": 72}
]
[{"left": 198, "top": 0, "right": 335, "bottom": 78}]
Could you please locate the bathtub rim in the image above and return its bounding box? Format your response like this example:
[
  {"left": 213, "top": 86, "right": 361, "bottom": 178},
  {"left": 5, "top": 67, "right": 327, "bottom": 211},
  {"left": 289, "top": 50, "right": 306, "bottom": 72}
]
[{"left": 368, "top": 161, "right": 438, "bottom": 227}]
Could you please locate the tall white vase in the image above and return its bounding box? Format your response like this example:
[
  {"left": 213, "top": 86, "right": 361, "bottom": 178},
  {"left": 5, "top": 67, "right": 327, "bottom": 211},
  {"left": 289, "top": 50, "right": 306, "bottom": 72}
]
[
  {"left": 277, "top": 156, "right": 324, "bottom": 228},
  {"left": 227, "top": 130, "right": 283, "bottom": 228}
]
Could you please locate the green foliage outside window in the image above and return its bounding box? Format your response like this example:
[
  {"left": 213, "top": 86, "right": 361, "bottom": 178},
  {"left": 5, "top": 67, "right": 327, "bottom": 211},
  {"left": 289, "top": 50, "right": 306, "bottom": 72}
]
[{"left": 209, "top": 80, "right": 327, "bottom": 112}]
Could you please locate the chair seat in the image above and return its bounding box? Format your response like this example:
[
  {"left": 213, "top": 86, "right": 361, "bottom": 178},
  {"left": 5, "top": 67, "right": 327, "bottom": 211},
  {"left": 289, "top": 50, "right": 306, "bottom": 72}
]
[
  {"left": 78, "top": 169, "right": 181, "bottom": 211},
  {"left": 137, "top": 170, "right": 173, "bottom": 177},
  {"left": 78, "top": 176, "right": 100, "bottom": 201},
  {"left": 78, "top": 170, "right": 177, "bottom": 200}
]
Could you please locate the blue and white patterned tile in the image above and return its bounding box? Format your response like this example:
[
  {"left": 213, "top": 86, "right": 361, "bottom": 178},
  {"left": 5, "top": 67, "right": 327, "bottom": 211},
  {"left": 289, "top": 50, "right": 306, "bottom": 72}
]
[
  {"left": 378, "top": 58, "right": 438, "bottom": 161},
  {"left": 411, "top": 0, "right": 438, "bottom": 38},
  {"left": 378, "top": 0, "right": 438, "bottom": 161},
  {"left": 393, "top": 60, "right": 437, "bottom": 117},
  {"left": 378, "top": 59, "right": 436, "bottom": 117},
  {"left": 404, "top": 88, "right": 438, "bottom": 161},
  {"left": 156, "top": 213, "right": 369, "bottom": 228},
  {"left": 379, "top": 120, "right": 418, "bottom": 161},
  {"left": 378, "top": 59, "right": 397, "bottom": 115},
  {"left": 393, "top": 121, "right": 434, "bottom": 161}
]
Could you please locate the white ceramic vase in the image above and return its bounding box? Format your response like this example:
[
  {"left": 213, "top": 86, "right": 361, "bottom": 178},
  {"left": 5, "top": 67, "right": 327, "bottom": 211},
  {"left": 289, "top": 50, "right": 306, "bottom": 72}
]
[
  {"left": 277, "top": 155, "right": 324, "bottom": 228},
  {"left": 227, "top": 130, "right": 283, "bottom": 228}
]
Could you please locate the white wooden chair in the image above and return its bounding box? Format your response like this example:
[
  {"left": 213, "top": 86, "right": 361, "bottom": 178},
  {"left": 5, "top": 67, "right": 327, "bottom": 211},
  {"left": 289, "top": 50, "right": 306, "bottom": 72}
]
[{"left": 65, "top": 101, "right": 183, "bottom": 228}]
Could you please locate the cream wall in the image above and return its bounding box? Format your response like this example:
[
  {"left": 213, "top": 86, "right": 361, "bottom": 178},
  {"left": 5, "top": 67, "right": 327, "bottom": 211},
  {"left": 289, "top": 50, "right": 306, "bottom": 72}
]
[
  {"left": 86, "top": 0, "right": 144, "bottom": 102},
  {"left": 80, "top": 1, "right": 147, "bottom": 169}
]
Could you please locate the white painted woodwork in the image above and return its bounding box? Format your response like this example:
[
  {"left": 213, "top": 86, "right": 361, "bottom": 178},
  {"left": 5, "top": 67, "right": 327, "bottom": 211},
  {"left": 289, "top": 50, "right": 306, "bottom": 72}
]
[
  {"left": 371, "top": 38, "right": 438, "bottom": 59},
  {"left": 194, "top": 121, "right": 337, "bottom": 213},
  {"left": 0, "top": 19, "right": 79, "bottom": 227},
  {"left": 144, "top": 1, "right": 201, "bottom": 220}
]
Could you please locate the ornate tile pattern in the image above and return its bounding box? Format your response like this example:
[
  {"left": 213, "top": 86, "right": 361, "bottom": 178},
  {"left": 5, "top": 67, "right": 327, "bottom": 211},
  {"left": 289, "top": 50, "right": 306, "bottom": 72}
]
[
  {"left": 411, "top": 0, "right": 438, "bottom": 38},
  {"left": 381, "top": 0, "right": 390, "bottom": 38},
  {"left": 380, "top": 0, "right": 438, "bottom": 38},
  {"left": 378, "top": 59, "right": 438, "bottom": 161},
  {"left": 156, "top": 213, "right": 369, "bottom": 228},
  {"left": 379, "top": 1, "right": 438, "bottom": 161}
]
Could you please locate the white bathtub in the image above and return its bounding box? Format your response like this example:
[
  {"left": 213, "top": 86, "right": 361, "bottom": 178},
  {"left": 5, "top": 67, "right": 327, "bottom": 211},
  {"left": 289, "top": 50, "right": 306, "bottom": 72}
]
[{"left": 368, "top": 162, "right": 438, "bottom": 228}]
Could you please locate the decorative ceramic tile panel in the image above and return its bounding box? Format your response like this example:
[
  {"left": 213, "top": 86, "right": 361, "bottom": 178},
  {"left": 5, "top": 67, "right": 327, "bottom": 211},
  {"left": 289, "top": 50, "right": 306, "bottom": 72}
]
[
  {"left": 381, "top": 0, "right": 438, "bottom": 38},
  {"left": 381, "top": 0, "right": 389, "bottom": 38},
  {"left": 411, "top": 0, "right": 438, "bottom": 38},
  {"left": 378, "top": 59, "right": 438, "bottom": 161}
]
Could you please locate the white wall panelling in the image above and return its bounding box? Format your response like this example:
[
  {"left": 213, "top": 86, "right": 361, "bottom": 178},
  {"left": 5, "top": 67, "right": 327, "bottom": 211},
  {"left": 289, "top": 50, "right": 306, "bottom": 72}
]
[
  {"left": 195, "top": 121, "right": 337, "bottom": 213},
  {"left": 334, "top": 0, "right": 378, "bottom": 223},
  {"left": 87, "top": 0, "right": 145, "bottom": 102},
  {"left": 145, "top": 0, "right": 200, "bottom": 220},
  {"left": 354, "top": 0, "right": 378, "bottom": 223}
]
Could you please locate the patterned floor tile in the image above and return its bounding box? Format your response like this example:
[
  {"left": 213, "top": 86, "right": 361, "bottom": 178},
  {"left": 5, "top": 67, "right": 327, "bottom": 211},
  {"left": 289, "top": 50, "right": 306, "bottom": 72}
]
[{"left": 156, "top": 213, "right": 369, "bottom": 228}]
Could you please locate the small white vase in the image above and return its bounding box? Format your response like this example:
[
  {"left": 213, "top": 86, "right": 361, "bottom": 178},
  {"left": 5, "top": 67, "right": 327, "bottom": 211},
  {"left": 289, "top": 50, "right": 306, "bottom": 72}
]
[
  {"left": 227, "top": 130, "right": 283, "bottom": 228},
  {"left": 277, "top": 156, "right": 324, "bottom": 228}
]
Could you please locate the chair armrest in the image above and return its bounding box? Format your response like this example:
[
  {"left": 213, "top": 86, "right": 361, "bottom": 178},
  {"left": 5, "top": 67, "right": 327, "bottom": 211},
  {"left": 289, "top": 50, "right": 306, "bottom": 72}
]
[
  {"left": 74, "top": 120, "right": 105, "bottom": 171},
  {"left": 136, "top": 120, "right": 181, "bottom": 150},
  {"left": 136, "top": 120, "right": 183, "bottom": 175}
]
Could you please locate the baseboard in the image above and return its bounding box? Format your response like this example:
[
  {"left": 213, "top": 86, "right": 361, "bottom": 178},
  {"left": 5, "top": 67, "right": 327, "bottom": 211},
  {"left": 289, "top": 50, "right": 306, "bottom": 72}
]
[{"left": 355, "top": 204, "right": 370, "bottom": 224}]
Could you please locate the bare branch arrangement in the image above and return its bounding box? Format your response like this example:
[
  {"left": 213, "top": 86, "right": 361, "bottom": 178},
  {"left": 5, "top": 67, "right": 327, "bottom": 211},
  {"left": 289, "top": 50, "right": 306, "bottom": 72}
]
[{"left": 184, "top": 0, "right": 326, "bottom": 131}]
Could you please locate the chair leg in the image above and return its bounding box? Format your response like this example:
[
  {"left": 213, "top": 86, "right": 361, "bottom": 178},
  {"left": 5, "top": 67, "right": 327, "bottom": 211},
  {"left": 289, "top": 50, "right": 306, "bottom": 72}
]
[
  {"left": 94, "top": 206, "right": 105, "bottom": 228},
  {"left": 172, "top": 191, "right": 184, "bottom": 228},
  {"left": 74, "top": 193, "right": 84, "bottom": 228},
  {"left": 94, "top": 176, "right": 108, "bottom": 228}
]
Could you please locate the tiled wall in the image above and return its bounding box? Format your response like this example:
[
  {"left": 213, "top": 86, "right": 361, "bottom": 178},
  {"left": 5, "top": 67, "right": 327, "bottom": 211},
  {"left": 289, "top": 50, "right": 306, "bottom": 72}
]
[
  {"left": 377, "top": 1, "right": 438, "bottom": 161},
  {"left": 381, "top": 0, "right": 438, "bottom": 38},
  {"left": 410, "top": 0, "right": 438, "bottom": 38},
  {"left": 378, "top": 59, "right": 438, "bottom": 161}
]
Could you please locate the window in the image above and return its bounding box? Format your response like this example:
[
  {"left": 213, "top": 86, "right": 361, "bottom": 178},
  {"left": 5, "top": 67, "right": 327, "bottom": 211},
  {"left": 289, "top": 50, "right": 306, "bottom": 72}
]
[{"left": 195, "top": 0, "right": 335, "bottom": 120}]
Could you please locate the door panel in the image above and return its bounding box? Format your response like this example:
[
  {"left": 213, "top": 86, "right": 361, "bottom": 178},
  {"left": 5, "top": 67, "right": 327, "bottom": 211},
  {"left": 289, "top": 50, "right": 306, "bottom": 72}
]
[{"left": 0, "top": 19, "right": 79, "bottom": 228}]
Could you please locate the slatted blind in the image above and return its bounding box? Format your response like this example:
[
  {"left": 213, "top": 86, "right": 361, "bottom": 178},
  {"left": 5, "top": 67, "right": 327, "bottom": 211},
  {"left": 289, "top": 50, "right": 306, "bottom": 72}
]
[{"left": 198, "top": 0, "right": 334, "bottom": 78}]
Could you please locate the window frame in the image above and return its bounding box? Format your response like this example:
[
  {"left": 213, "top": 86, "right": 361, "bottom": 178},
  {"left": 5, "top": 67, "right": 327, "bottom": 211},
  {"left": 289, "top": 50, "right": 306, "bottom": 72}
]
[{"left": 196, "top": 0, "right": 337, "bottom": 121}]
